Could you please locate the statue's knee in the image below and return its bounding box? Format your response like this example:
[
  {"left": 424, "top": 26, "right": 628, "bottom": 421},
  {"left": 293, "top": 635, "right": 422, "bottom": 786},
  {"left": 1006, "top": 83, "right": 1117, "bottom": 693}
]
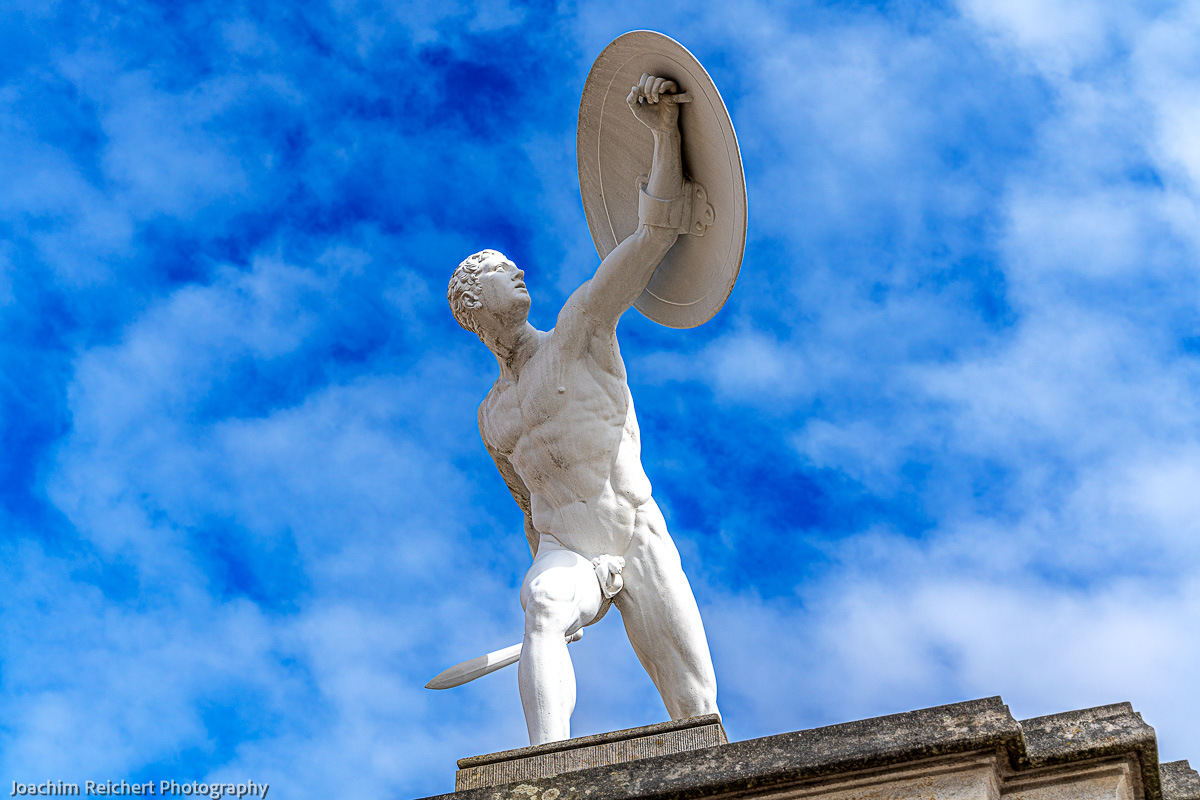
[
  {"left": 696, "top": 663, "right": 718, "bottom": 706},
  {"left": 660, "top": 659, "right": 718, "bottom": 719},
  {"left": 672, "top": 681, "right": 719, "bottom": 719}
]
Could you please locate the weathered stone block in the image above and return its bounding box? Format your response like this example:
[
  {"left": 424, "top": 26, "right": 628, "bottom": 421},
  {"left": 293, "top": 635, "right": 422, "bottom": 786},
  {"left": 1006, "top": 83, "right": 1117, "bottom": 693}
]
[
  {"left": 453, "top": 714, "right": 726, "bottom": 791},
  {"left": 1161, "top": 761, "right": 1200, "bottom": 800}
]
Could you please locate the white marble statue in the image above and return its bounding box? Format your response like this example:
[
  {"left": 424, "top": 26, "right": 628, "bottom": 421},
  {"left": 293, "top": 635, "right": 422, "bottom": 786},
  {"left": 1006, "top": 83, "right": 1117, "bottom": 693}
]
[{"left": 445, "top": 74, "right": 720, "bottom": 745}]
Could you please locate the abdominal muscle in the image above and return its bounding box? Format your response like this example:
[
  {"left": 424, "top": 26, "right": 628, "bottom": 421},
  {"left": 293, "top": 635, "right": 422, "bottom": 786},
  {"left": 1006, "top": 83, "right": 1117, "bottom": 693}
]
[{"left": 526, "top": 426, "right": 653, "bottom": 560}]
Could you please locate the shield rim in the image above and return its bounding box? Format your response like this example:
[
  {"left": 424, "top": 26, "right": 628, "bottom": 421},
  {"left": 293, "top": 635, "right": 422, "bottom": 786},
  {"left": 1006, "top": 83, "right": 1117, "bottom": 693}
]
[{"left": 577, "top": 30, "right": 748, "bottom": 329}]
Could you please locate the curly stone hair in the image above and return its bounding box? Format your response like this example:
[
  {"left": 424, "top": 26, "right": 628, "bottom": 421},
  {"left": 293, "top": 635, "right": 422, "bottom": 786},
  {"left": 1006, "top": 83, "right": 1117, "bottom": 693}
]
[{"left": 447, "top": 249, "right": 502, "bottom": 335}]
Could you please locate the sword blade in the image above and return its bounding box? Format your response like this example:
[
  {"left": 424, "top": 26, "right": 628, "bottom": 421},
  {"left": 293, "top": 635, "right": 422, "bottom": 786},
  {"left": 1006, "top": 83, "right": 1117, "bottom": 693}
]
[{"left": 425, "top": 642, "right": 523, "bottom": 690}]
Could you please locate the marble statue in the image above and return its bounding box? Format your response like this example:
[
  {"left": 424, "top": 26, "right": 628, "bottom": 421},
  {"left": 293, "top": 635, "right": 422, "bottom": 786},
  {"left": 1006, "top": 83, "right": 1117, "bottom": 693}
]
[
  {"left": 430, "top": 27, "right": 746, "bottom": 746},
  {"left": 444, "top": 74, "right": 719, "bottom": 746}
]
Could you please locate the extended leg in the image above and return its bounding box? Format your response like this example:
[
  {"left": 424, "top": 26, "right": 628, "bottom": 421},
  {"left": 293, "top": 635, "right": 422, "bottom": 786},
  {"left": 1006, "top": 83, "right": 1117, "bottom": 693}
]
[
  {"left": 614, "top": 500, "right": 719, "bottom": 720},
  {"left": 518, "top": 539, "right": 604, "bottom": 744}
]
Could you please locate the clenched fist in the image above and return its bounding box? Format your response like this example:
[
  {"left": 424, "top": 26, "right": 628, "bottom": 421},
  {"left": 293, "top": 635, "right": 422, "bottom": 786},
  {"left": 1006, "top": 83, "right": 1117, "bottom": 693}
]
[{"left": 627, "top": 73, "right": 680, "bottom": 133}]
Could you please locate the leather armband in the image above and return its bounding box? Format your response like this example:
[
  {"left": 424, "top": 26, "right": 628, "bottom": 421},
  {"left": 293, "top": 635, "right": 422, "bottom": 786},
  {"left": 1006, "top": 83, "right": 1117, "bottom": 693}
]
[
  {"left": 639, "top": 184, "right": 691, "bottom": 231},
  {"left": 636, "top": 176, "right": 716, "bottom": 237}
]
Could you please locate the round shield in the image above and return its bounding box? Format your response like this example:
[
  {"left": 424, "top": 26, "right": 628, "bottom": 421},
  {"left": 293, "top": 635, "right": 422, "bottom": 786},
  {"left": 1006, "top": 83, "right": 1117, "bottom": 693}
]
[{"left": 578, "top": 30, "right": 747, "bottom": 329}]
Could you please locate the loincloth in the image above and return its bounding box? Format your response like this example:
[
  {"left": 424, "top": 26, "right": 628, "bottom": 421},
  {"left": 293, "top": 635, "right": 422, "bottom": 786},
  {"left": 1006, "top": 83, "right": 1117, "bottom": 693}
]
[
  {"left": 588, "top": 553, "right": 624, "bottom": 625},
  {"left": 537, "top": 530, "right": 626, "bottom": 624}
]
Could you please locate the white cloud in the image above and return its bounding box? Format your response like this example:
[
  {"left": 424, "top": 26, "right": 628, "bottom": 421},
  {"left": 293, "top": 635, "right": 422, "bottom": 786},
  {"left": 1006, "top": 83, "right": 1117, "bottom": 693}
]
[
  {"left": 7, "top": 2, "right": 1200, "bottom": 795},
  {"left": 704, "top": 547, "right": 1200, "bottom": 758},
  {"left": 957, "top": 0, "right": 1129, "bottom": 78}
]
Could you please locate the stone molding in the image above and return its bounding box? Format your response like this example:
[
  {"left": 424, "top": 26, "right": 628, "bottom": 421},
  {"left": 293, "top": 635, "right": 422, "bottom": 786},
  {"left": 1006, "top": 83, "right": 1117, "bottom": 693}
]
[{"left": 418, "top": 697, "right": 1199, "bottom": 800}]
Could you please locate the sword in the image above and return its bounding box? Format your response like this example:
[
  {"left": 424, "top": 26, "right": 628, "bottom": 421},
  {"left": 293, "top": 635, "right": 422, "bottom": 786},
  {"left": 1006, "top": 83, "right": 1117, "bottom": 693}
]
[
  {"left": 639, "top": 91, "right": 693, "bottom": 104},
  {"left": 425, "top": 643, "right": 522, "bottom": 690},
  {"left": 425, "top": 633, "right": 582, "bottom": 690}
]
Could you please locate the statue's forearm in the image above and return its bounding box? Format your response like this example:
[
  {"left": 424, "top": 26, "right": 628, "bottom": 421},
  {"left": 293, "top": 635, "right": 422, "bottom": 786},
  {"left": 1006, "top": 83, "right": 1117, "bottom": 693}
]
[
  {"left": 645, "top": 127, "right": 683, "bottom": 201},
  {"left": 580, "top": 78, "right": 686, "bottom": 324},
  {"left": 524, "top": 515, "right": 540, "bottom": 559}
]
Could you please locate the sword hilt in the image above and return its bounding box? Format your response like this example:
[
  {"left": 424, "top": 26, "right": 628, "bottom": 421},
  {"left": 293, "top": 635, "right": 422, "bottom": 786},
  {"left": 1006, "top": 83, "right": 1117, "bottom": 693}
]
[{"left": 639, "top": 91, "right": 693, "bottom": 104}]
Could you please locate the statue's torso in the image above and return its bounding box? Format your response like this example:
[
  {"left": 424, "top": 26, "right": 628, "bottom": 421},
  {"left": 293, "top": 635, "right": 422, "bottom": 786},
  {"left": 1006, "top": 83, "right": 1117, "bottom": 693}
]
[{"left": 479, "top": 294, "right": 653, "bottom": 558}]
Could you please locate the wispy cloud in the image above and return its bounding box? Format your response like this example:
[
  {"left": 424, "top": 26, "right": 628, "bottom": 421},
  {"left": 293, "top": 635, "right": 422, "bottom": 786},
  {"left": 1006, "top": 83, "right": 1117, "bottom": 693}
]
[{"left": 2, "top": 1, "right": 1199, "bottom": 796}]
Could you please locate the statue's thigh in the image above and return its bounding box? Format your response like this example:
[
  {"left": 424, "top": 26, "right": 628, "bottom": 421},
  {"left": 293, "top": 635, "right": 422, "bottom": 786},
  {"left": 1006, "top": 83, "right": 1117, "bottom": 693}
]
[
  {"left": 616, "top": 511, "right": 717, "bottom": 715},
  {"left": 520, "top": 546, "right": 604, "bottom": 635},
  {"left": 618, "top": 532, "right": 705, "bottom": 646}
]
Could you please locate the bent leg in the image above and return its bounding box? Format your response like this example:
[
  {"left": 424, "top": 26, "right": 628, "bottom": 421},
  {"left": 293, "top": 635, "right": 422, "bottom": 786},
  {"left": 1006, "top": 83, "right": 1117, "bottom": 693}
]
[
  {"left": 519, "top": 539, "right": 604, "bottom": 744},
  {"left": 615, "top": 501, "right": 719, "bottom": 720}
]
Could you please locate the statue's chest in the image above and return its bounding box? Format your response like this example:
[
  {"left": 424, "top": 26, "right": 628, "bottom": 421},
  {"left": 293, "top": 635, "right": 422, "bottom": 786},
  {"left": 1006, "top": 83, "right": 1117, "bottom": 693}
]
[
  {"left": 481, "top": 348, "right": 622, "bottom": 458},
  {"left": 480, "top": 367, "right": 570, "bottom": 457},
  {"left": 514, "top": 350, "right": 576, "bottom": 425},
  {"left": 480, "top": 383, "right": 524, "bottom": 457}
]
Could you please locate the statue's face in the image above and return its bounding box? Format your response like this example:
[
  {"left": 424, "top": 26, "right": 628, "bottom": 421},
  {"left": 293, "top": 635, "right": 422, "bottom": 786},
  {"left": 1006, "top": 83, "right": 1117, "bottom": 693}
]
[{"left": 476, "top": 252, "right": 531, "bottom": 327}]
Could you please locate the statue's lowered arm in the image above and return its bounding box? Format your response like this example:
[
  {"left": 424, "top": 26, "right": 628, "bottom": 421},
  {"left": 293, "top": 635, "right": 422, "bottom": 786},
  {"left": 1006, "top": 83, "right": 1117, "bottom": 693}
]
[
  {"left": 485, "top": 443, "right": 539, "bottom": 560},
  {"left": 478, "top": 405, "right": 539, "bottom": 560}
]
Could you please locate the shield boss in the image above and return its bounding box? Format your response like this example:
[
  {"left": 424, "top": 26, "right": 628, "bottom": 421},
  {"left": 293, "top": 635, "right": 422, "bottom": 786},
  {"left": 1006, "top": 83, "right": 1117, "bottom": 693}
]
[{"left": 578, "top": 31, "right": 747, "bottom": 329}]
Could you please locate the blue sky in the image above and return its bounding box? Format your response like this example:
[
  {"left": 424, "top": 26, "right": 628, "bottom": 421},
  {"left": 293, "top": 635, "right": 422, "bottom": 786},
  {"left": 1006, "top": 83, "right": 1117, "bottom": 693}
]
[{"left": 2, "top": 0, "right": 1199, "bottom": 796}]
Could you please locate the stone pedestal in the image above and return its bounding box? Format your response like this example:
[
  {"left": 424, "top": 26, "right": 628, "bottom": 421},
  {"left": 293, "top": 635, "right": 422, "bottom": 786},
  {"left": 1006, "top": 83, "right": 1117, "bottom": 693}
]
[
  {"left": 454, "top": 714, "right": 726, "bottom": 791},
  {"left": 417, "top": 697, "right": 1199, "bottom": 800}
]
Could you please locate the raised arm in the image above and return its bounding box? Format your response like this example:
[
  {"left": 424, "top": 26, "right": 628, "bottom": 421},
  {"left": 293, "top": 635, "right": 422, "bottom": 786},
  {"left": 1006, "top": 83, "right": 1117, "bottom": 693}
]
[{"left": 582, "top": 74, "right": 686, "bottom": 327}]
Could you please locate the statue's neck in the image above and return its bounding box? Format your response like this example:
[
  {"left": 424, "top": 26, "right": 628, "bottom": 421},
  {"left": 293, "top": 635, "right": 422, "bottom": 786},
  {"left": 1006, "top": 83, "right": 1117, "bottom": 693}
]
[{"left": 486, "top": 323, "right": 538, "bottom": 381}]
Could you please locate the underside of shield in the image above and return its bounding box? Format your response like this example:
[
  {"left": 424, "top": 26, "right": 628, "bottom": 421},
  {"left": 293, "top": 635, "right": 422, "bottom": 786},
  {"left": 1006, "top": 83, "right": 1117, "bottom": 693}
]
[{"left": 578, "top": 30, "right": 748, "bottom": 329}]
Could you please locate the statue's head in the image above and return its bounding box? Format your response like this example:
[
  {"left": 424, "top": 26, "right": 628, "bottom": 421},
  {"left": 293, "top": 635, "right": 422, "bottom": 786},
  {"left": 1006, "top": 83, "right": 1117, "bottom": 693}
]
[{"left": 448, "top": 249, "right": 531, "bottom": 343}]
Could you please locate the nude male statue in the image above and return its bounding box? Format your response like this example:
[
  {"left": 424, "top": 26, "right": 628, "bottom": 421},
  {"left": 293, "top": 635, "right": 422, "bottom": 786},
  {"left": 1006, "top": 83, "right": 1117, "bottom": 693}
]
[{"left": 447, "top": 74, "right": 719, "bottom": 745}]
